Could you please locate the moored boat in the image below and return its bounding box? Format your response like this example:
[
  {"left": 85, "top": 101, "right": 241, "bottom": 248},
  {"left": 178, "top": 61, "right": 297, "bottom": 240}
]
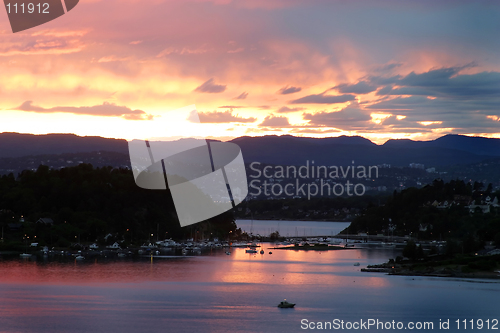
[{"left": 277, "top": 299, "right": 295, "bottom": 308}]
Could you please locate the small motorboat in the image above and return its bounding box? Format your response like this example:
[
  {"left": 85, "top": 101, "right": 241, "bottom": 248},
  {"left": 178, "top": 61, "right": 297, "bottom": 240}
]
[
  {"left": 245, "top": 249, "right": 257, "bottom": 253},
  {"left": 277, "top": 299, "right": 295, "bottom": 308},
  {"left": 19, "top": 253, "right": 32, "bottom": 258},
  {"left": 353, "top": 262, "right": 360, "bottom": 266},
  {"left": 225, "top": 251, "right": 231, "bottom": 255},
  {"left": 75, "top": 255, "right": 85, "bottom": 261}
]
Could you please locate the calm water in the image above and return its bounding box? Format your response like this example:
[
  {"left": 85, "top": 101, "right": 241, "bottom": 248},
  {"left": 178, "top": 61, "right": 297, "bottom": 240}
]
[
  {"left": 0, "top": 223, "right": 499, "bottom": 332},
  {"left": 235, "top": 219, "right": 350, "bottom": 237}
]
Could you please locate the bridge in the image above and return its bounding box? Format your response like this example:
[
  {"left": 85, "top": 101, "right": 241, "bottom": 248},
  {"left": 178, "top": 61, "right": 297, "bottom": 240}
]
[{"left": 286, "top": 234, "right": 411, "bottom": 242}]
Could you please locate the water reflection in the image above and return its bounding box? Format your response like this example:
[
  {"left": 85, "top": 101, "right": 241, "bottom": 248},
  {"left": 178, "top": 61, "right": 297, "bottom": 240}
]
[
  {"left": 0, "top": 246, "right": 499, "bottom": 333},
  {"left": 0, "top": 246, "right": 392, "bottom": 285}
]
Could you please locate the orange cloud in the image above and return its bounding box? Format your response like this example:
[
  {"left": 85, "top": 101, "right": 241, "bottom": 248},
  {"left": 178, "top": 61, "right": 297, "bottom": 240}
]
[
  {"left": 12, "top": 101, "right": 154, "bottom": 120},
  {"left": 189, "top": 110, "right": 256, "bottom": 123},
  {"left": 0, "top": 0, "right": 498, "bottom": 142}
]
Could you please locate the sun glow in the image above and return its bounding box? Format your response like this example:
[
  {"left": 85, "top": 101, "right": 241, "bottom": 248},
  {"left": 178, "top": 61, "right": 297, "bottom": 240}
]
[
  {"left": 418, "top": 121, "right": 443, "bottom": 126},
  {"left": 370, "top": 113, "right": 392, "bottom": 124}
]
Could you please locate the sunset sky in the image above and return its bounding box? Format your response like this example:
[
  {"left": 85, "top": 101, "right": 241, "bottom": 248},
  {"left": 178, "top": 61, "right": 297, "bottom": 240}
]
[{"left": 1, "top": 0, "right": 499, "bottom": 144}]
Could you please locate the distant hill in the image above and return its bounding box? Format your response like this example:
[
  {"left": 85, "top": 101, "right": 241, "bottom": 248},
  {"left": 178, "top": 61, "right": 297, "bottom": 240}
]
[
  {"left": 0, "top": 132, "right": 499, "bottom": 169},
  {"left": 0, "top": 151, "right": 131, "bottom": 175},
  {"left": 232, "top": 135, "right": 375, "bottom": 147},
  {"left": 0, "top": 132, "right": 129, "bottom": 158},
  {"left": 383, "top": 134, "right": 500, "bottom": 157},
  {"left": 230, "top": 134, "right": 498, "bottom": 167}
]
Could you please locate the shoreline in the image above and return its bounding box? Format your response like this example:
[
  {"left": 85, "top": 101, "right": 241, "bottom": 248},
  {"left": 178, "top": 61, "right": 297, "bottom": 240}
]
[
  {"left": 362, "top": 260, "right": 500, "bottom": 280},
  {"left": 362, "top": 268, "right": 500, "bottom": 280}
]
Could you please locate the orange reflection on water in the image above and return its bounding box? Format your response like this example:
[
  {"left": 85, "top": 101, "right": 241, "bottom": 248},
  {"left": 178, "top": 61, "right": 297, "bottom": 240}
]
[
  {"left": 0, "top": 247, "right": 391, "bottom": 290},
  {"left": 210, "top": 246, "right": 390, "bottom": 288}
]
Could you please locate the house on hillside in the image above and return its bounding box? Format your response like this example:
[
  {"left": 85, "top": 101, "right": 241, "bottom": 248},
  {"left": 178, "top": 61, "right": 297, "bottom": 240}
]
[
  {"left": 487, "top": 249, "right": 500, "bottom": 255},
  {"left": 467, "top": 196, "right": 499, "bottom": 214},
  {"left": 468, "top": 204, "right": 490, "bottom": 214},
  {"left": 437, "top": 201, "right": 450, "bottom": 209},
  {"left": 419, "top": 224, "right": 431, "bottom": 232},
  {"left": 36, "top": 218, "right": 54, "bottom": 225},
  {"left": 106, "top": 242, "right": 121, "bottom": 249}
]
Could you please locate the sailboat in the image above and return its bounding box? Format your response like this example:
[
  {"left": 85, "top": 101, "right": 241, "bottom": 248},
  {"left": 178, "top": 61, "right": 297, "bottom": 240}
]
[{"left": 19, "top": 238, "right": 32, "bottom": 258}]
